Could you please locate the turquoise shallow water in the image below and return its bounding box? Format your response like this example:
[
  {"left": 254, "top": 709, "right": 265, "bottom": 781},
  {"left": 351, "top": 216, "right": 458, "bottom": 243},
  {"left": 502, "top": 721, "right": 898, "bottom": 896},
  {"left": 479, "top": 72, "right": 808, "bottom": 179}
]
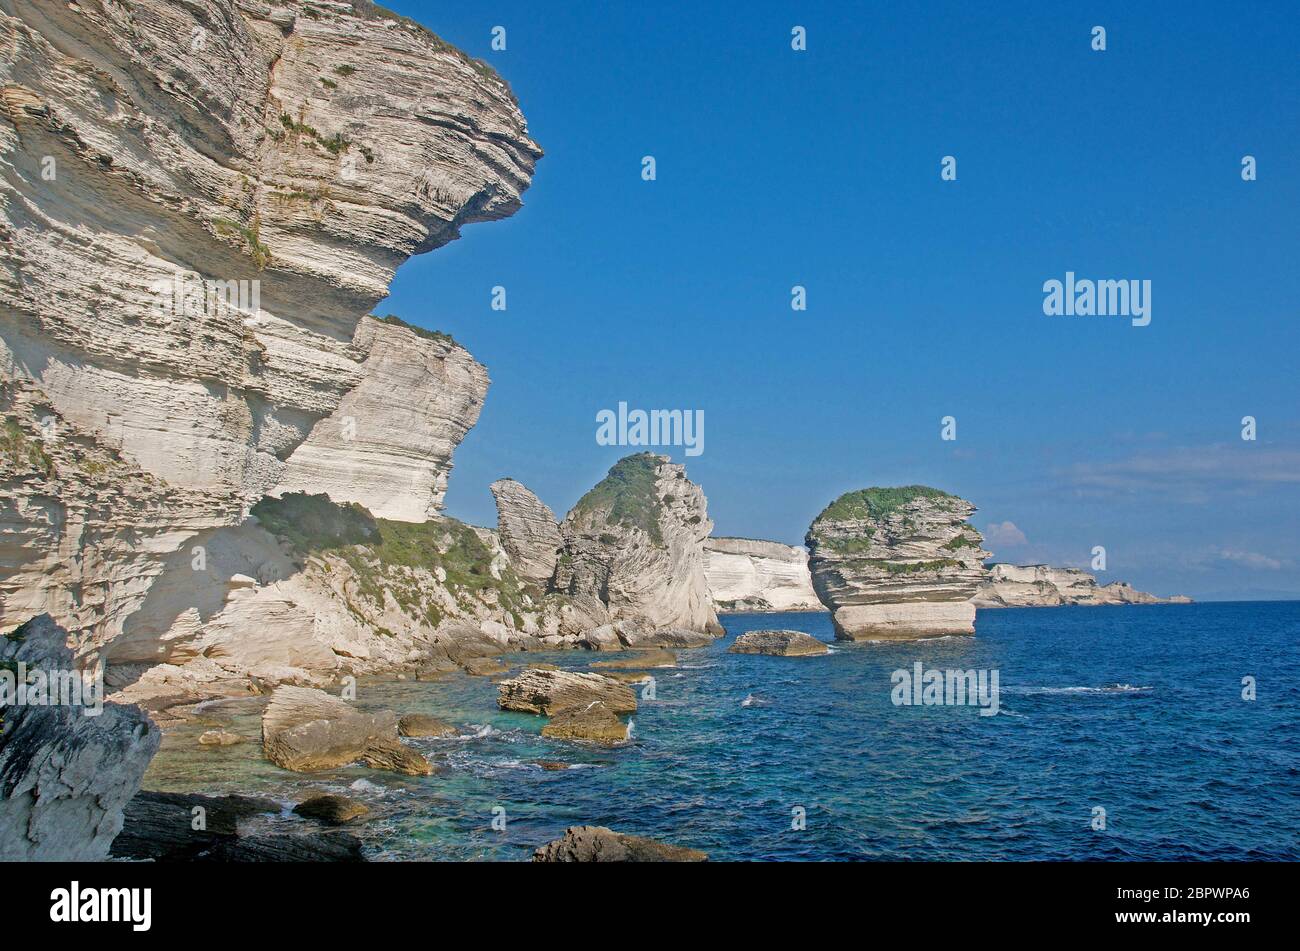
[{"left": 145, "top": 602, "right": 1300, "bottom": 860}]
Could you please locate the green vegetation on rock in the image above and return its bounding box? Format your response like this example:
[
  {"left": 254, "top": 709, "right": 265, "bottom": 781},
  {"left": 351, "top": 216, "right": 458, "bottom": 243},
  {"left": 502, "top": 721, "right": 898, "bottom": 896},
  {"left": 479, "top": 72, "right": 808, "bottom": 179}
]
[
  {"left": 941, "top": 530, "right": 981, "bottom": 551},
  {"left": 2, "top": 417, "right": 54, "bottom": 476},
  {"left": 252, "top": 493, "right": 530, "bottom": 632},
  {"left": 860, "top": 558, "right": 964, "bottom": 575},
  {"left": 371, "top": 314, "right": 457, "bottom": 347},
  {"left": 570, "top": 453, "right": 664, "bottom": 545},
  {"left": 251, "top": 492, "right": 377, "bottom": 552},
  {"left": 813, "top": 485, "right": 955, "bottom": 526}
]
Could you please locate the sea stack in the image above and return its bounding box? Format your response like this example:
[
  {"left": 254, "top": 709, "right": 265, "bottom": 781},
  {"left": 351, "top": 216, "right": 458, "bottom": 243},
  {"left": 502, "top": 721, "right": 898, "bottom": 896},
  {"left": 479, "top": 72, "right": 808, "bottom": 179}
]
[
  {"left": 554, "top": 453, "right": 723, "bottom": 635},
  {"left": 805, "top": 486, "right": 989, "bottom": 640}
]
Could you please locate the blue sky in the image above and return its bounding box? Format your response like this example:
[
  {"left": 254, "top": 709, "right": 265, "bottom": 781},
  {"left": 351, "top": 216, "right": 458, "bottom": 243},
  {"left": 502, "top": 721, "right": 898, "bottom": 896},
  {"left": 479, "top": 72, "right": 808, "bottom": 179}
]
[{"left": 378, "top": 0, "right": 1299, "bottom": 601}]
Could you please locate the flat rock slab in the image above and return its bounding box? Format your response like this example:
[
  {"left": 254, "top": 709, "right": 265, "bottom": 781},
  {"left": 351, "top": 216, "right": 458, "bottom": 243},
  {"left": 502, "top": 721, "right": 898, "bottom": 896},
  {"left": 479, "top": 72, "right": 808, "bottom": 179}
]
[
  {"left": 618, "top": 627, "right": 717, "bottom": 650},
  {"left": 532, "top": 825, "right": 707, "bottom": 862},
  {"left": 591, "top": 649, "right": 677, "bottom": 670},
  {"left": 497, "top": 669, "right": 636, "bottom": 716},
  {"left": 294, "top": 794, "right": 369, "bottom": 825},
  {"left": 541, "top": 702, "right": 629, "bottom": 745},
  {"left": 261, "top": 685, "right": 432, "bottom": 775},
  {"left": 729, "top": 630, "right": 829, "bottom": 656}
]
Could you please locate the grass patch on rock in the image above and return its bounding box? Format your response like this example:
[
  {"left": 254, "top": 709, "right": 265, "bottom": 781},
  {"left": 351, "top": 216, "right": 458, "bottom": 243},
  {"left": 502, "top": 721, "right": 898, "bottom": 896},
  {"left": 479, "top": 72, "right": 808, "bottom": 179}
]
[{"left": 570, "top": 452, "right": 664, "bottom": 545}]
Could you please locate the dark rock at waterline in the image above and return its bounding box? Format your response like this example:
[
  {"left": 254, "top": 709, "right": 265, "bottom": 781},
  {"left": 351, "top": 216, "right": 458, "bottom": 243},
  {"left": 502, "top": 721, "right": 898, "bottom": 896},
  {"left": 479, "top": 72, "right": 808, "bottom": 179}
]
[
  {"left": 203, "top": 831, "right": 365, "bottom": 862},
  {"left": 532, "top": 825, "right": 707, "bottom": 862},
  {"left": 729, "top": 630, "right": 829, "bottom": 656},
  {"left": 0, "top": 615, "right": 160, "bottom": 861},
  {"left": 294, "top": 794, "right": 369, "bottom": 825},
  {"left": 112, "top": 790, "right": 363, "bottom": 861}
]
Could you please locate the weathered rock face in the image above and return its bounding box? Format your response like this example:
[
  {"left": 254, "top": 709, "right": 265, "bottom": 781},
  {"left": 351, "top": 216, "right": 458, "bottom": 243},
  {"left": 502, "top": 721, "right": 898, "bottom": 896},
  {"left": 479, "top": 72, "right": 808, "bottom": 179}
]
[
  {"left": 554, "top": 454, "right": 722, "bottom": 635},
  {"left": 0, "top": 1, "right": 539, "bottom": 657},
  {"left": 261, "top": 684, "right": 431, "bottom": 775},
  {"left": 974, "top": 564, "right": 1191, "bottom": 607},
  {"left": 806, "top": 487, "right": 990, "bottom": 640},
  {"left": 704, "top": 537, "right": 821, "bottom": 612},
  {"left": 496, "top": 668, "right": 636, "bottom": 716},
  {"left": 532, "top": 825, "right": 707, "bottom": 863},
  {"left": 490, "top": 478, "right": 563, "bottom": 585},
  {"left": 272, "top": 318, "right": 489, "bottom": 521},
  {"left": 0, "top": 615, "right": 160, "bottom": 861},
  {"left": 729, "top": 630, "right": 829, "bottom": 656}
]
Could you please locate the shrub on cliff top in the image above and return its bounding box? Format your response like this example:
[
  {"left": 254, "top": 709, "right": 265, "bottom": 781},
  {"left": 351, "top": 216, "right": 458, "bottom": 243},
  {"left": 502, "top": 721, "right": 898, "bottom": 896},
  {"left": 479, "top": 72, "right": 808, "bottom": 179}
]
[
  {"left": 371, "top": 314, "right": 458, "bottom": 348},
  {"left": 571, "top": 453, "right": 664, "bottom": 545},
  {"left": 813, "top": 485, "right": 955, "bottom": 526}
]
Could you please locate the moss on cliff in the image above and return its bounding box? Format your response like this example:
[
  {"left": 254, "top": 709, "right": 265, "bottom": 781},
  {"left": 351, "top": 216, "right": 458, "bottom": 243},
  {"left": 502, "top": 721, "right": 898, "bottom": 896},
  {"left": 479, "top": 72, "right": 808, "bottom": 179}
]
[
  {"left": 252, "top": 493, "right": 529, "bottom": 631},
  {"left": 570, "top": 453, "right": 664, "bottom": 545}
]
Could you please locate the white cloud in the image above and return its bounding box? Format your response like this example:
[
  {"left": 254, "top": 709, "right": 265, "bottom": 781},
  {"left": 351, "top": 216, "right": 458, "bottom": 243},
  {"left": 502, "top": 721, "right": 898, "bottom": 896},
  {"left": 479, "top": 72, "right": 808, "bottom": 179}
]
[
  {"left": 1211, "top": 547, "right": 1283, "bottom": 571},
  {"left": 983, "top": 520, "right": 1028, "bottom": 549}
]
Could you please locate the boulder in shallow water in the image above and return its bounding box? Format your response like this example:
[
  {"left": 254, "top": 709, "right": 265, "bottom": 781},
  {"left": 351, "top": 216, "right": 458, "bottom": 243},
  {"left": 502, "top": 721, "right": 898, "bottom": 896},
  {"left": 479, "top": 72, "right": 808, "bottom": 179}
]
[
  {"left": 618, "top": 626, "right": 716, "bottom": 649},
  {"left": 261, "top": 685, "right": 431, "bottom": 775},
  {"left": 398, "top": 713, "right": 456, "bottom": 737},
  {"left": 729, "top": 630, "right": 829, "bottom": 656},
  {"left": 532, "top": 825, "right": 707, "bottom": 862},
  {"left": 541, "top": 702, "right": 629, "bottom": 745},
  {"left": 497, "top": 668, "right": 636, "bottom": 716},
  {"left": 294, "top": 794, "right": 369, "bottom": 825}
]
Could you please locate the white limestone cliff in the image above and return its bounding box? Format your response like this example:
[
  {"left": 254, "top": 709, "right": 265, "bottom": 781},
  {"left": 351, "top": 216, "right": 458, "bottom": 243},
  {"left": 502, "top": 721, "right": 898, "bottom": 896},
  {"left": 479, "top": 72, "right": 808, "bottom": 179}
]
[
  {"left": 0, "top": 1, "right": 539, "bottom": 663},
  {"left": 806, "top": 486, "right": 990, "bottom": 640},
  {"left": 703, "top": 537, "right": 821, "bottom": 612},
  {"left": 974, "top": 564, "right": 1191, "bottom": 607}
]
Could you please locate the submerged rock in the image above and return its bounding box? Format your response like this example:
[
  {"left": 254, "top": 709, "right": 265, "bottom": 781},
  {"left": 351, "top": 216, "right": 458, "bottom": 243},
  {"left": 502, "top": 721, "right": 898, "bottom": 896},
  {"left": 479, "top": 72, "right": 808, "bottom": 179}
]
[
  {"left": 729, "top": 630, "right": 829, "bottom": 656},
  {"left": 199, "top": 729, "right": 244, "bottom": 746},
  {"left": 294, "top": 795, "right": 370, "bottom": 826},
  {"left": 261, "top": 685, "right": 432, "bottom": 776},
  {"left": 398, "top": 714, "right": 456, "bottom": 738},
  {"left": 0, "top": 615, "right": 160, "bottom": 861},
  {"left": 806, "top": 486, "right": 989, "bottom": 640},
  {"left": 532, "top": 825, "right": 707, "bottom": 862},
  {"left": 541, "top": 702, "right": 629, "bottom": 745},
  {"left": 497, "top": 668, "right": 636, "bottom": 716}
]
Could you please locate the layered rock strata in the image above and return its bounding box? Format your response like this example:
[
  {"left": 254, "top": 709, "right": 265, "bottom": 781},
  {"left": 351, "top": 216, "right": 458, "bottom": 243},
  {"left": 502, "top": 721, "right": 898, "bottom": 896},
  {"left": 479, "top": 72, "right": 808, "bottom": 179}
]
[
  {"left": 496, "top": 668, "right": 636, "bottom": 717},
  {"left": 703, "top": 537, "right": 821, "bottom": 612},
  {"left": 553, "top": 454, "right": 723, "bottom": 635},
  {"left": 0, "top": 0, "right": 539, "bottom": 666},
  {"left": 489, "top": 478, "right": 563, "bottom": 585},
  {"left": 806, "top": 486, "right": 990, "bottom": 640},
  {"left": 260, "top": 684, "right": 431, "bottom": 775},
  {"left": 974, "top": 564, "right": 1191, "bottom": 607}
]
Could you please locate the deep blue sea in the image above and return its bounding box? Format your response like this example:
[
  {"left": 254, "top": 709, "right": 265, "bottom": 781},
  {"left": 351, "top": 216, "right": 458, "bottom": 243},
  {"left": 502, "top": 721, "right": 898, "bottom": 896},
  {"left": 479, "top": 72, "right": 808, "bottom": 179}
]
[{"left": 148, "top": 602, "right": 1300, "bottom": 860}]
